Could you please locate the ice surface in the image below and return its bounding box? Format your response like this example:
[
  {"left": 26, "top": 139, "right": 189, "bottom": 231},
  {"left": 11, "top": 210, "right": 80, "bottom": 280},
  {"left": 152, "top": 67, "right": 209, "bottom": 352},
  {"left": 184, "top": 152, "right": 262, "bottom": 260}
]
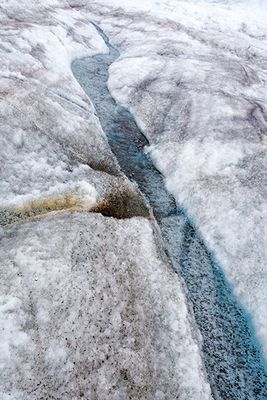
[
  {"left": 0, "top": 1, "right": 213, "bottom": 398},
  {"left": 1, "top": 0, "right": 266, "bottom": 396},
  {"left": 0, "top": 1, "right": 154, "bottom": 225},
  {"left": 72, "top": 39, "right": 267, "bottom": 397},
  {"left": 97, "top": 0, "right": 267, "bottom": 360},
  {"left": 0, "top": 213, "right": 211, "bottom": 399},
  {"left": 0, "top": 1, "right": 122, "bottom": 215}
]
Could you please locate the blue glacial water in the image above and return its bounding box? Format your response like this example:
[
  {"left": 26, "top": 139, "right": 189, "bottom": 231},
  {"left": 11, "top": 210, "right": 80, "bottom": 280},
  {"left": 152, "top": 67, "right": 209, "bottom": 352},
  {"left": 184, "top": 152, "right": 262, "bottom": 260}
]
[{"left": 72, "top": 23, "right": 267, "bottom": 399}]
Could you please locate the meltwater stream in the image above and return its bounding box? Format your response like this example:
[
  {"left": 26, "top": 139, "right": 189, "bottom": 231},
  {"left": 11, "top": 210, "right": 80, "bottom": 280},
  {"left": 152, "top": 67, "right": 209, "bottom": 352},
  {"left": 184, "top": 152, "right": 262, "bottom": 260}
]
[{"left": 72, "top": 24, "right": 267, "bottom": 399}]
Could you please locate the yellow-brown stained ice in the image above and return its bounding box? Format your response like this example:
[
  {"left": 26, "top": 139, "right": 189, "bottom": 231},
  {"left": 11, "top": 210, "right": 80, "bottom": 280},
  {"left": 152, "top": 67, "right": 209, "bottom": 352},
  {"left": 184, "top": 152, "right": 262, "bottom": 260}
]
[{"left": 0, "top": 194, "right": 92, "bottom": 226}]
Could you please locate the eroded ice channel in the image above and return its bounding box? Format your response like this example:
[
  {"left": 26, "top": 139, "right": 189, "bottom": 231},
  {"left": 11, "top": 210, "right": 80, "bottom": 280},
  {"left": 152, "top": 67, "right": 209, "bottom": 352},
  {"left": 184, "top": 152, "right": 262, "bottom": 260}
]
[{"left": 72, "top": 24, "right": 267, "bottom": 399}]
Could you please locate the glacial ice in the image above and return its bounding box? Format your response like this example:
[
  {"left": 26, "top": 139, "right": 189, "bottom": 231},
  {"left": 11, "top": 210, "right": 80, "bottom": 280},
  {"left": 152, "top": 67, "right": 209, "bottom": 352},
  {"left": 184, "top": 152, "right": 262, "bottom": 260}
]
[
  {"left": 103, "top": 0, "right": 267, "bottom": 361},
  {"left": 0, "top": 0, "right": 266, "bottom": 398},
  {"left": 0, "top": 1, "right": 213, "bottom": 398},
  {"left": 0, "top": 213, "right": 211, "bottom": 399},
  {"left": 72, "top": 20, "right": 267, "bottom": 398}
]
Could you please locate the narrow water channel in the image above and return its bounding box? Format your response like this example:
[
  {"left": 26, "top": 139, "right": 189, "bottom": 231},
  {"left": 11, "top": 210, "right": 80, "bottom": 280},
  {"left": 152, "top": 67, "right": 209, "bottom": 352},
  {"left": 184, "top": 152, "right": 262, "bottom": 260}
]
[{"left": 72, "top": 23, "right": 267, "bottom": 399}]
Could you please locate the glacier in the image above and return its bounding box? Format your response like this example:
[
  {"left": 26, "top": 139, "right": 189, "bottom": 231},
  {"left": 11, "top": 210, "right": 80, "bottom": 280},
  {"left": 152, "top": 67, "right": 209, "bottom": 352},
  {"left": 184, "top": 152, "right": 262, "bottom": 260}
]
[
  {"left": 0, "top": 0, "right": 266, "bottom": 398},
  {"left": 72, "top": 21, "right": 267, "bottom": 398},
  {"left": 103, "top": 0, "right": 267, "bottom": 360}
]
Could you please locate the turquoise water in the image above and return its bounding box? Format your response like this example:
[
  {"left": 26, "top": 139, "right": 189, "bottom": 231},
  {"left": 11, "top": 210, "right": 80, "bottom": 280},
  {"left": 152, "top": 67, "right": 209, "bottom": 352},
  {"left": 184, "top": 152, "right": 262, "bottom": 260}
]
[{"left": 72, "top": 23, "right": 267, "bottom": 399}]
